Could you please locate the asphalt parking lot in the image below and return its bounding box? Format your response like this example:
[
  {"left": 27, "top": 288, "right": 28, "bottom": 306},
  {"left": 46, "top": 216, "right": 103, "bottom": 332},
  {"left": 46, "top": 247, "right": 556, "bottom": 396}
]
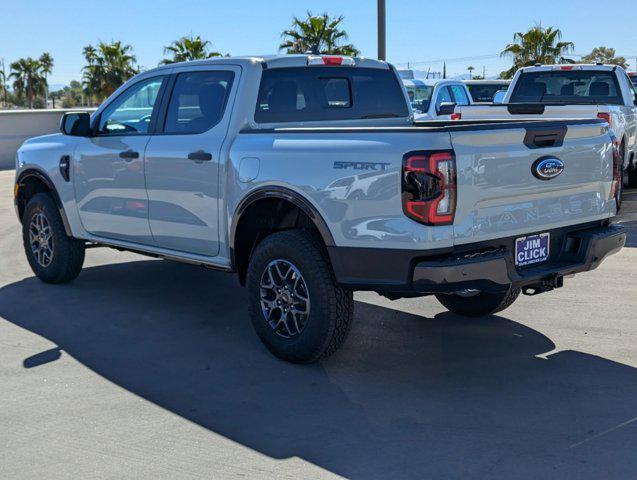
[{"left": 0, "top": 169, "right": 635, "bottom": 480}]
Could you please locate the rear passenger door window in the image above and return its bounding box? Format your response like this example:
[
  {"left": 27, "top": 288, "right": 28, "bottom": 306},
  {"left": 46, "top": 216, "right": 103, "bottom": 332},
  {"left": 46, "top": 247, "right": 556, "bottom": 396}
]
[
  {"left": 164, "top": 71, "right": 234, "bottom": 134},
  {"left": 450, "top": 85, "right": 470, "bottom": 106}
]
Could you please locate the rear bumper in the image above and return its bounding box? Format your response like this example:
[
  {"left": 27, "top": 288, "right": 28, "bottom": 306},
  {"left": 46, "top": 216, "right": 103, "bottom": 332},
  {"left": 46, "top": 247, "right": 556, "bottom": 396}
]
[{"left": 328, "top": 222, "right": 625, "bottom": 295}]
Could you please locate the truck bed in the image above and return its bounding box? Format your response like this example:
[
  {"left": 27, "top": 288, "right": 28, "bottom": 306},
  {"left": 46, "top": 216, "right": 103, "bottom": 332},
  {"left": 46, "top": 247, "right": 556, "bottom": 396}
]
[{"left": 231, "top": 117, "right": 615, "bottom": 250}]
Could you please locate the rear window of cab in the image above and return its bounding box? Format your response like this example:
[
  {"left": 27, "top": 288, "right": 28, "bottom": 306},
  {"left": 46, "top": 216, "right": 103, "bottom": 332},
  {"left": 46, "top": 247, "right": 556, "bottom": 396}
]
[
  {"left": 255, "top": 66, "right": 409, "bottom": 123},
  {"left": 510, "top": 70, "right": 623, "bottom": 105}
]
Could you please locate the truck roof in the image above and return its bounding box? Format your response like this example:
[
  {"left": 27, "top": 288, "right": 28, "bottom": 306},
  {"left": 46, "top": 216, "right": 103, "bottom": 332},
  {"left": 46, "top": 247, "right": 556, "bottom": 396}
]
[
  {"left": 463, "top": 79, "right": 510, "bottom": 85},
  {"left": 519, "top": 64, "right": 622, "bottom": 73},
  {"left": 143, "top": 54, "right": 390, "bottom": 76}
]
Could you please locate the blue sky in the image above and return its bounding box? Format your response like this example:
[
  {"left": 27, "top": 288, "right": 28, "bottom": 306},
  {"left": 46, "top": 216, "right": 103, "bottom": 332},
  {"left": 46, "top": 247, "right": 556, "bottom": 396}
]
[{"left": 1, "top": 0, "right": 636, "bottom": 85}]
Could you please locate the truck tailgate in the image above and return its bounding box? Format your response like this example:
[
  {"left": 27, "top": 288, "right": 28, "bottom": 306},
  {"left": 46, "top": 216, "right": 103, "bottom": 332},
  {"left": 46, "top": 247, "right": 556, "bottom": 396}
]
[
  {"left": 459, "top": 104, "right": 601, "bottom": 120},
  {"left": 450, "top": 121, "right": 615, "bottom": 245}
]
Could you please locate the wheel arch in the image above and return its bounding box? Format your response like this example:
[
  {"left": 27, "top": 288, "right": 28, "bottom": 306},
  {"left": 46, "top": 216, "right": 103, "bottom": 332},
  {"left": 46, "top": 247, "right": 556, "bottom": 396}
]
[
  {"left": 15, "top": 169, "right": 72, "bottom": 236},
  {"left": 230, "top": 187, "right": 335, "bottom": 285}
]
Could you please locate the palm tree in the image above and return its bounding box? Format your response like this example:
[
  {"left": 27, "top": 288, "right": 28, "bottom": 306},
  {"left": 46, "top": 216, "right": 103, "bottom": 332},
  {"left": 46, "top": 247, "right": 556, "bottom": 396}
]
[
  {"left": 467, "top": 66, "right": 475, "bottom": 79},
  {"left": 82, "top": 41, "right": 138, "bottom": 102},
  {"left": 10, "top": 57, "right": 47, "bottom": 108},
  {"left": 161, "top": 35, "right": 222, "bottom": 64},
  {"left": 501, "top": 25, "right": 574, "bottom": 79},
  {"left": 82, "top": 45, "right": 98, "bottom": 105},
  {"left": 280, "top": 11, "right": 359, "bottom": 56},
  {"left": 39, "top": 52, "right": 54, "bottom": 108},
  {"left": 0, "top": 66, "right": 8, "bottom": 107}
]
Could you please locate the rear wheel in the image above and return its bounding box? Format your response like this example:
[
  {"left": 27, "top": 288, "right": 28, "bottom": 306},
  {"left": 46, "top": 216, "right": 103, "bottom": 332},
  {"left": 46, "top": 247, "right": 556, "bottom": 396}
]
[
  {"left": 246, "top": 229, "right": 354, "bottom": 364},
  {"left": 435, "top": 285, "right": 520, "bottom": 317},
  {"left": 22, "top": 193, "right": 85, "bottom": 284}
]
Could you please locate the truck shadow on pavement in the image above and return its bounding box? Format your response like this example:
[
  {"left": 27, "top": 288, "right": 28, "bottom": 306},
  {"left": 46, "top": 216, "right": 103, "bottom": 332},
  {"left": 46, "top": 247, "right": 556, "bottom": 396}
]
[{"left": 1, "top": 260, "right": 636, "bottom": 479}]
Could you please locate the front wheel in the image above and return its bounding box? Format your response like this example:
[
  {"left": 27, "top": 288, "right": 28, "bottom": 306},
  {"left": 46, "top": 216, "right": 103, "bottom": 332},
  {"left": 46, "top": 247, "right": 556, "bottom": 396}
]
[
  {"left": 246, "top": 229, "right": 354, "bottom": 364},
  {"left": 22, "top": 193, "right": 85, "bottom": 284},
  {"left": 435, "top": 285, "right": 521, "bottom": 317}
]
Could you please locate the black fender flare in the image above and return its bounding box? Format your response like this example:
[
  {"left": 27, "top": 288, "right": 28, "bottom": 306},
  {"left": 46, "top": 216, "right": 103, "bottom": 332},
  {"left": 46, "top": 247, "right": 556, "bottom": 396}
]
[
  {"left": 16, "top": 169, "right": 73, "bottom": 236},
  {"left": 229, "top": 186, "right": 335, "bottom": 267}
]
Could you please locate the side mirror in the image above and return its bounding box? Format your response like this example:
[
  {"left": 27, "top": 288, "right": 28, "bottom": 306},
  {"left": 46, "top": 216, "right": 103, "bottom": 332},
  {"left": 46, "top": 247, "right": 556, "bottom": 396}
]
[
  {"left": 60, "top": 112, "right": 91, "bottom": 136},
  {"left": 437, "top": 102, "right": 457, "bottom": 116},
  {"left": 493, "top": 90, "right": 507, "bottom": 104}
]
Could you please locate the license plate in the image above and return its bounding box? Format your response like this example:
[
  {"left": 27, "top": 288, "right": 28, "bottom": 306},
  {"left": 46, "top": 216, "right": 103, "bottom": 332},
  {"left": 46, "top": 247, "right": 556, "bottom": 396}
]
[{"left": 515, "top": 233, "right": 550, "bottom": 267}]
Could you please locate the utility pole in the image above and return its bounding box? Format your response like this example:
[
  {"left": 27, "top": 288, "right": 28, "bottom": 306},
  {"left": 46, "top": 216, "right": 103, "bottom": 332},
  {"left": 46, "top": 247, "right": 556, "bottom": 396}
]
[{"left": 377, "top": 0, "right": 386, "bottom": 61}]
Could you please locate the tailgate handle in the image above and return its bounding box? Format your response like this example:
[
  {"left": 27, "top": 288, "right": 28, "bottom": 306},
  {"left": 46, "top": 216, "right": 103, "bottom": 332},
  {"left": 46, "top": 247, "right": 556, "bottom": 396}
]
[
  {"left": 524, "top": 126, "right": 567, "bottom": 149},
  {"left": 532, "top": 134, "right": 559, "bottom": 148}
]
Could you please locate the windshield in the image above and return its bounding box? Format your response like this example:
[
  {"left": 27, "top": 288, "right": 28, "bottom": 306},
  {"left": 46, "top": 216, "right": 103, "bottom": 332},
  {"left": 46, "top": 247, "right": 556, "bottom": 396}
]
[
  {"left": 404, "top": 85, "right": 434, "bottom": 113},
  {"left": 510, "top": 70, "right": 623, "bottom": 105},
  {"left": 467, "top": 84, "right": 507, "bottom": 103}
]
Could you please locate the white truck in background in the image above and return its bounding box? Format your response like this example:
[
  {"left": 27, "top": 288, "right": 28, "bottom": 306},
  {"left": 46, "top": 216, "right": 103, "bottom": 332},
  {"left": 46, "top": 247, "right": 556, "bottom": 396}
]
[{"left": 456, "top": 65, "right": 637, "bottom": 188}]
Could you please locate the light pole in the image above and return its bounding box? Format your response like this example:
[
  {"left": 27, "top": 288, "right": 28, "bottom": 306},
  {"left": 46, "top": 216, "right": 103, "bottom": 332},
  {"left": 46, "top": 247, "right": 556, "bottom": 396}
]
[{"left": 377, "top": 0, "right": 386, "bottom": 61}]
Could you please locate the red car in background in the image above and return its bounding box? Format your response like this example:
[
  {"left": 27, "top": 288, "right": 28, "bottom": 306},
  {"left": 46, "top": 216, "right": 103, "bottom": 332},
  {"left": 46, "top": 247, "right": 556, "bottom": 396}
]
[{"left": 629, "top": 72, "right": 637, "bottom": 87}]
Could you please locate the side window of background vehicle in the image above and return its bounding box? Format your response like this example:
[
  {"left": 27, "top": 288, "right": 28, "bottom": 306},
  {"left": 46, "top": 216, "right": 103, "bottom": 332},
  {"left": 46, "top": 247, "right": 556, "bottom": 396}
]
[
  {"left": 450, "top": 85, "right": 470, "bottom": 105},
  {"left": 97, "top": 76, "right": 165, "bottom": 135},
  {"left": 435, "top": 86, "right": 453, "bottom": 110},
  {"left": 164, "top": 71, "right": 235, "bottom": 134}
]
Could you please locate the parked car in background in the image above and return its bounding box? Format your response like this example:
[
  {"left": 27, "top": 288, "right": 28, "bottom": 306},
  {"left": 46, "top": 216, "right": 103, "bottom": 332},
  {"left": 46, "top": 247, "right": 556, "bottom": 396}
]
[
  {"left": 464, "top": 79, "right": 511, "bottom": 103},
  {"left": 456, "top": 64, "right": 637, "bottom": 188},
  {"left": 14, "top": 55, "right": 625, "bottom": 363},
  {"left": 629, "top": 72, "right": 637, "bottom": 88},
  {"left": 402, "top": 78, "right": 472, "bottom": 120}
]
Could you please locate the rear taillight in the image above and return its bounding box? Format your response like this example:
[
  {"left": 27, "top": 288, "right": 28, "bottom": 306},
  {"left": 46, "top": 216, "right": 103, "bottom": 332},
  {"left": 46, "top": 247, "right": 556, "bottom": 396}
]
[
  {"left": 450, "top": 113, "right": 462, "bottom": 121},
  {"left": 597, "top": 112, "right": 612, "bottom": 127},
  {"left": 610, "top": 136, "right": 622, "bottom": 204},
  {"left": 402, "top": 150, "right": 456, "bottom": 225}
]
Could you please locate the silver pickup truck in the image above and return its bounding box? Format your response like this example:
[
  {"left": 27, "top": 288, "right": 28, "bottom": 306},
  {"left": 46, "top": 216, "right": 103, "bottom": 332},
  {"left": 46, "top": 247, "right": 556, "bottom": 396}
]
[{"left": 14, "top": 55, "right": 626, "bottom": 363}]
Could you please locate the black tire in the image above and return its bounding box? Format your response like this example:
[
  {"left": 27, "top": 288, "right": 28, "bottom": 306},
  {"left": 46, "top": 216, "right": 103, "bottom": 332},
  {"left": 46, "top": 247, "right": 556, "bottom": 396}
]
[
  {"left": 246, "top": 229, "right": 354, "bottom": 364},
  {"left": 22, "top": 192, "right": 85, "bottom": 284},
  {"left": 627, "top": 163, "right": 637, "bottom": 188},
  {"left": 435, "top": 285, "right": 521, "bottom": 318}
]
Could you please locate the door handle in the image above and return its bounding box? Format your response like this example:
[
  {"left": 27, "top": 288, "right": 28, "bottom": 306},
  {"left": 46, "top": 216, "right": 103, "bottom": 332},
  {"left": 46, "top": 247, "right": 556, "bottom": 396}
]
[
  {"left": 188, "top": 151, "right": 213, "bottom": 162},
  {"left": 119, "top": 150, "right": 140, "bottom": 161}
]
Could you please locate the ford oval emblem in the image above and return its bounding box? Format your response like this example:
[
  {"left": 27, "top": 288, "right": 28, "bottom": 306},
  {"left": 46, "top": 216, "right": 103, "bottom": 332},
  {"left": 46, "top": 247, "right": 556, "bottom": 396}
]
[{"left": 532, "top": 156, "right": 564, "bottom": 180}]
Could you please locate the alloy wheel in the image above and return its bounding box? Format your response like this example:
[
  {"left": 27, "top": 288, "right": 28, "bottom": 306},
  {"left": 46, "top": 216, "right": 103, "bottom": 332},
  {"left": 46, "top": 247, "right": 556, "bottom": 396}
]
[
  {"left": 259, "top": 259, "right": 310, "bottom": 338},
  {"left": 29, "top": 212, "right": 54, "bottom": 267}
]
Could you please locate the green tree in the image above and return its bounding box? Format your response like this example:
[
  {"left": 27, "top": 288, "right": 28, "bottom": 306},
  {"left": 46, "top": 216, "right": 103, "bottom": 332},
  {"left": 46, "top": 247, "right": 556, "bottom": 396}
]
[
  {"left": 581, "top": 46, "right": 628, "bottom": 69},
  {"left": 9, "top": 57, "right": 47, "bottom": 108},
  {"left": 161, "top": 35, "right": 222, "bottom": 64},
  {"left": 39, "top": 52, "right": 54, "bottom": 107},
  {"left": 500, "top": 25, "right": 574, "bottom": 79},
  {"left": 82, "top": 45, "right": 97, "bottom": 105},
  {"left": 82, "top": 41, "right": 138, "bottom": 102},
  {"left": 467, "top": 65, "right": 475, "bottom": 79},
  {"left": 0, "top": 67, "right": 8, "bottom": 107},
  {"left": 280, "top": 11, "right": 359, "bottom": 56},
  {"left": 59, "top": 80, "right": 85, "bottom": 108}
]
